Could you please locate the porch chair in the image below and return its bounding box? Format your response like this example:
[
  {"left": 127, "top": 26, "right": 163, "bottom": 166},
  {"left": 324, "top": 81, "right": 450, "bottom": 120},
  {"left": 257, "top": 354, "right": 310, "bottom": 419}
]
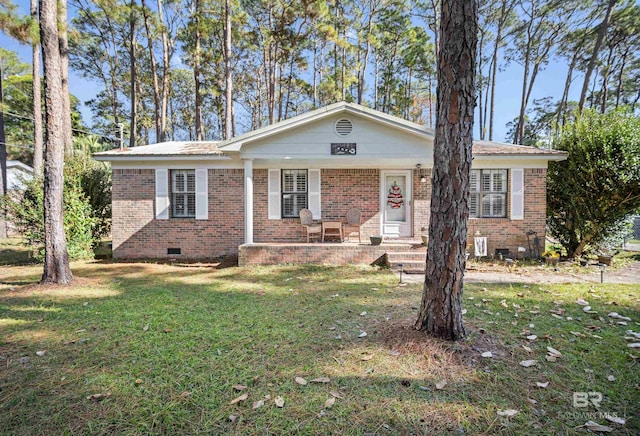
[
  {"left": 300, "top": 208, "right": 322, "bottom": 243},
  {"left": 344, "top": 208, "right": 362, "bottom": 243}
]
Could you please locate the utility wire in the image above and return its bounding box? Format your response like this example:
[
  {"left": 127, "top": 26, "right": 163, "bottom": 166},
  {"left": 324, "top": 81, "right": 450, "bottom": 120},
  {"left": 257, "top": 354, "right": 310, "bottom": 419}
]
[{"left": 2, "top": 110, "right": 120, "bottom": 141}]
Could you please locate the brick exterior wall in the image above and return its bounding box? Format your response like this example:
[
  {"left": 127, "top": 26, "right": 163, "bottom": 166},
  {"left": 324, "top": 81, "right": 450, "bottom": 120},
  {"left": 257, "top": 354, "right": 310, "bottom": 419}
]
[
  {"left": 253, "top": 169, "right": 381, "bottom": 242},
  {"left": 112, "top": 168, "right": 244, "bottom": 259},
  {"left": 112, "top": 166, "right": 547, "bottom": 262}
]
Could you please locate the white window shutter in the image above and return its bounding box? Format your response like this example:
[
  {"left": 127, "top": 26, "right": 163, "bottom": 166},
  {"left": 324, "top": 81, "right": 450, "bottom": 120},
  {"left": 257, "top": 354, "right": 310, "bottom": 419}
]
[
  {"left": 268, "top": 169, "right": 281, "bottom": 220},
  {"left": 155, "top": 168, "right": 169, "bottom": 219},
  {"left": 510, "top": 168, "right": 524, "bottom": 220},
  {"left": 308, "top": 169, "right": 321, "bottom": 219},
  {"left": 195, "top": 168, "right": 208, "bottom": 220}
]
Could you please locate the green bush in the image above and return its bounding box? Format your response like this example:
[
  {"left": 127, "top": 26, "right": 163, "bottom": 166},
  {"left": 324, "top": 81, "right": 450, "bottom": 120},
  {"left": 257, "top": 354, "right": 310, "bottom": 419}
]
[{"left": 2, "top": 154, "right": 110, "bottom": 260}]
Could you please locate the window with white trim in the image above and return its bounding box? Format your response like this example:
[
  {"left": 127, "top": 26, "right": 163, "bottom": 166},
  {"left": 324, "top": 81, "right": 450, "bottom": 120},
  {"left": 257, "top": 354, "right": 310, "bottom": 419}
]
[
  {"left": 470, "top": 169, "right": 507, "bottom": 218},
  {"left": 282, "top": 169, "right": 308, "bottom": 218},
  {"left": 171, "top": 169, "right": 196, "bottom": 218}
]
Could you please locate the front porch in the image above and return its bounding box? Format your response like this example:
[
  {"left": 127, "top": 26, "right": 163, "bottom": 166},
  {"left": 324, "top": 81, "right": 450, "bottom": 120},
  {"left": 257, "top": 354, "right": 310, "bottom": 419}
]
[{"left": 238, "top": 239, "right": 426, "bottom": 267}]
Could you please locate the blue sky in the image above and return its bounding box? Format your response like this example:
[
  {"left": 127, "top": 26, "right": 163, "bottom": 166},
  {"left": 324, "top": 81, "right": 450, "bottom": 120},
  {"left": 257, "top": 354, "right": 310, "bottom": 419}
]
[{"left": 1, "top": 4, "right": 581, "bottom": 144}]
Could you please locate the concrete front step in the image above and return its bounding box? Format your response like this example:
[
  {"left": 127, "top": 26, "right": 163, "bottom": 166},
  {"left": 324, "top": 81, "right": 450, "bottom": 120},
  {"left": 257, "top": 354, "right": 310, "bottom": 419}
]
[{"left": 386, "top": 251, "right": 427, "bottom": 262}]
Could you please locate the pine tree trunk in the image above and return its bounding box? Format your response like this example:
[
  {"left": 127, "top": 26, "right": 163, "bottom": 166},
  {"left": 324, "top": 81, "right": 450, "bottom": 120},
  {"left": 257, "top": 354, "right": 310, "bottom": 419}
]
[
  {"left": 223, "top": 0, "right": 232, "bottom": 140},
  {"left": 141, "top": 0, "right": 161, "bottom": 142},
  {"left": 129, "top": 0, "right": 137, "bottom": 147},
  {"left": 157, "top": 0, "right": 170, "bottom": 142},
  {"left": 578, "top": 0, "right": 617, "bottom": 112},
  {"left": 194, "top": 0, "right": 203, "bottom": 141},
  {"left": 31, "top": 0, "right": 44, "bottom": 174},
  {"left": 57, "top": 0, "right": 73, "bottom": 155},
  {"left": 415, "top": 0, "right": 476, "bottom": 341},
  {"left": 40, "top": 0, "right": 73, "bottom": 284},
  {"left": 0, "top": 59, "right": 7, "bottom": 239}
]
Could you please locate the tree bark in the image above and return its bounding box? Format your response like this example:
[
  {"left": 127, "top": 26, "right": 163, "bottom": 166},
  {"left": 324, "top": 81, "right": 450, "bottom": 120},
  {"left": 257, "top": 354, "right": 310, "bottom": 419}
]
[
  {"left": 0, "top": 58, "right": 7, "bottom": 239},
  {"left": 223, "top": 0, "right": 232, "bottom": 140},
  {"left": 141, "top": 0, "right": 161, "bottom": 142},
  {"left": 193, "top": 0, "right": 203, "bottom": 141},
  {"left": 57, "top": 0, "right": 73, "bottom": 155},
  {"left": 40, "top": 0, "right": 73, "bottom": 284},
  {"left": 129, "top": 0, "right": 137, "bottom": 147},
  {"left": 31, "top": 0, "right": 44, "bottom": 174},
  {"left": 157, "top": 0, "right": 170, "bottom": 141},
  {"left": 415, "top": 0, "right": 476, "bottom": 341},
  {"left": 578, "top": 0, "right": 617, "bottom": 112}
]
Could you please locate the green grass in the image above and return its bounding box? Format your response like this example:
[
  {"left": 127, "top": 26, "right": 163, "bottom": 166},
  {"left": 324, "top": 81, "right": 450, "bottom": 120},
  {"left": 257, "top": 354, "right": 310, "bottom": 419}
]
[{"left": 1, "top": 240, "right": 638, "bottom": 434}]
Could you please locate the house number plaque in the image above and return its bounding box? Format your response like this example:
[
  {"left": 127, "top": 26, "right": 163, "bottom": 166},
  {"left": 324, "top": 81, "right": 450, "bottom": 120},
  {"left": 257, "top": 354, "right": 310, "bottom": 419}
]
[{"left": 331, "top": 143, "right": 356, "bottom": 155}]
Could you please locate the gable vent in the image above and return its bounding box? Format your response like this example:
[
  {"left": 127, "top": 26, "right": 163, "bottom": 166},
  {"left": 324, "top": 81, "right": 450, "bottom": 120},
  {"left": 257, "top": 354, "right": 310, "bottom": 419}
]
[{"left": 334, "top": 118, "right": 353, "bottom": 137}]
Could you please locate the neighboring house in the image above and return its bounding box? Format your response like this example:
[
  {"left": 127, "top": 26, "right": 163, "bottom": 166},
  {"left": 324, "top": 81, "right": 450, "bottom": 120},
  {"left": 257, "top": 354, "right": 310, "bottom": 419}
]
[
  {"left": 6, "top": 160, "right": 34, "bottom": 191},
  {"left": 94, "top": 102, "right": 567, "bottom": 265}
]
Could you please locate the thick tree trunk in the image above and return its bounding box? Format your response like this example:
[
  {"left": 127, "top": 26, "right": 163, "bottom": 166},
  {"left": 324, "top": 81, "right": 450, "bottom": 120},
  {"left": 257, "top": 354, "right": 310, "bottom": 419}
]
[
  {"left": 57, "top": 0, "right": 72, "bottom": 155},
  {"left": 31, "top": 0, "right": 44, "bottom": 173},
  {"left": 157, "top": 0, "right": 170, "bottom": 141},
  {"left": 40, "top": 0, "right": 73, "bottom": 284},
  {"left": 415, "top": 0, "right": 476, "bottom": 341},
  {"left": 578, "top": 0, "right": 617, "bottom": 112}
]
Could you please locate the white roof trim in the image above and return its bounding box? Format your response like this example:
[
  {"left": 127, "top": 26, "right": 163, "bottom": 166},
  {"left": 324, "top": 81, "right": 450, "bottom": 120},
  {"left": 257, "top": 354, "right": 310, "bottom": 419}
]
[{"left": 7, "top": 160, "right": 34, "bottom": 173}]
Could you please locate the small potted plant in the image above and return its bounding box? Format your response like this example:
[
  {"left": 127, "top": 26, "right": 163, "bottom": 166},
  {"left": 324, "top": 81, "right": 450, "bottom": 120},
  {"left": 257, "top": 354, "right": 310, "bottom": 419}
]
[
  {"left": 370, "top": 235, "right": 383, "bottom": 246},
  {"left": 420, "top": 227, "right": 429, "bottom": 245}
]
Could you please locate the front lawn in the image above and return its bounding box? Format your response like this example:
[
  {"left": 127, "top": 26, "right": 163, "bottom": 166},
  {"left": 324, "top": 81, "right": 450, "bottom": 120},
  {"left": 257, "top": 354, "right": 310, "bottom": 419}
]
[{"left": 1, "top": 244, "right": 638, "bottom": 434}]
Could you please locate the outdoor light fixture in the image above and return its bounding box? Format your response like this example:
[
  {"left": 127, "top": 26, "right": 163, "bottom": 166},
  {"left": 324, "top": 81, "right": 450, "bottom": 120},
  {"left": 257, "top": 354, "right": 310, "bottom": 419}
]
[
  {"left": 598, "top": 263, "right": 606, "bottom": 283},
  {"left": 416, "top": 164, "right": 427, "bottom": 183}
]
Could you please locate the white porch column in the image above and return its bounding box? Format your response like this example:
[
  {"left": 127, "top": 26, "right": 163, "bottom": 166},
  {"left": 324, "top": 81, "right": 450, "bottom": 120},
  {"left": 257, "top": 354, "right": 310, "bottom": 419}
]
[{"left": 244, "top": 158, "right": 254, "bottom": 244}]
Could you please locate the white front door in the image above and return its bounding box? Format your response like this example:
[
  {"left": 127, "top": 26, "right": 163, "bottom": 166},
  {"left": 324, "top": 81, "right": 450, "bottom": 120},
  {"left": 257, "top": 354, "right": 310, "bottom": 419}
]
[{"left": 380, "top": 170, "right": 412, "bottom": 238}]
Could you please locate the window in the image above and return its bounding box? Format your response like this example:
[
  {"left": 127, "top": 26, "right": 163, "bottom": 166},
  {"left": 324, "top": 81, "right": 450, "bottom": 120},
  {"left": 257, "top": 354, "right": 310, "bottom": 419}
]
[
  {"left": 470, "top": 169, "right": 507, "bottom": 218},
  {"left": 282, "top": 169, "right": 308, "bottom": 218},
  {"left": 171, "top": 170, "right": 196, "bottom": 218}
]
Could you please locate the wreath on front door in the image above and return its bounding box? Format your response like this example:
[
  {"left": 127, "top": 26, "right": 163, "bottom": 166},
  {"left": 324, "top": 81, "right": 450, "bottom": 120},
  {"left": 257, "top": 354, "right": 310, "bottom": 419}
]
[{"left": 387, "top": 181, "right": 404, "bottom": 209}]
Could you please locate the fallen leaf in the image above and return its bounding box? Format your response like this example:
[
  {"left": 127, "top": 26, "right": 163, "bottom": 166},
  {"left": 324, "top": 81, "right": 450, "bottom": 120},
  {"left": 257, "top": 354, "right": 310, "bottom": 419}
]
[
  {"left": 275, "top": 396, "right": 284, "bottom": 408},
  {"left": 497, "top": 409, "right": 518, "bottom": 417},
  {"left": 583, "top": 421, "right": 613, "bottom": 432},
  {"left": 520, "top": 359, "right": 537, "bottom": 367},
  {"left": 324, "top": 397, "right": 336, "bottom": 408},
  {"left": 388, "top": 350, "right": 401, "bottom": 356},
  {"left": 179, "top": 391, "right": 191, "bottom": 399},
  {"left": 142, "top": 324, "right": 149, "bottom": 332},
  {"left": 607, "top": 375, "right": 615, "bottom": 382},
  {"left": 295, "top": 376, "right": 308, "bottom": 386},
  {"left": 358, "top": 331, "right": 367, "bottom": 338},
  {"left": 481, "top": 351, "right": 493, "bottom": 358},
  {"left": 608, "top": 312, "right": 631, "bottom": 321},
  {"left": 330, "top": 391, "right": 343, "bottom": 399},
  {"left": 526, "top": 335, "right": 538, "bottom": 341},
  {"left": 435, "top": 380, "right": 447, "bottom": 390},
  {"left": 522, "top": 345, "right": 533, "bottom": 353},
  {"left": 536, "top": 381, "right": 549, "bottom": 388},
  {"left": 547, "top": 346, "right": 562, "bottom": 357},
  {"left": 252, "top": 400, "right": 264, "bottom": 410},
  {"left": 500, "top": 299, "right": 508, "bottom": 308},
  {"left": 546, "top": 354, "right": 558, "bottom": 362},
  {"left": 233, "top": 384, "right": 248, "bottom": 391},
  {"left": 310, "top": 377, "right": 331, "bottom": 383},
  {"left": 35, "top": 351, "right": 46, "bottom": 356},
  {"left": 361, "top": 354, "right": 374, "bottom": 361},
  {"left": 229, "top": 414, "right": 238, "bottom": 422},
  {"left": 604, "top": 414, "right": 625, "bottom": 425},
  {"left": 229, "top": 393, "right": 248, "bottom": 405},
  {"left": 163, "top": 328, "right": 172, "bottom": 333},
  {"left": 360, "top": 311, "right": 367, "bottom": 316},
  {"left": 627, "top": 343, "right": 640, "bottom": 348},
  {"left": 86, "top": 393, "right": 110, "bottom": 402},
  {"left": 576, "top": 298, "right": 589, "bottom": 306},
  {"left": 135, "top": 378, "right": 143, "bottom": 384}
]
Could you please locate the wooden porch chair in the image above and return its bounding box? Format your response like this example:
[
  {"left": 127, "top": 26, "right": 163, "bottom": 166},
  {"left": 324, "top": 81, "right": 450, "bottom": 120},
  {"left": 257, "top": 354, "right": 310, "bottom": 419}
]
[
  {"left": 300, "top": 208, "right": 321, "bottom": 242},
  {"left": 344, "top": 208, "right": 362, "bottom": 242}
]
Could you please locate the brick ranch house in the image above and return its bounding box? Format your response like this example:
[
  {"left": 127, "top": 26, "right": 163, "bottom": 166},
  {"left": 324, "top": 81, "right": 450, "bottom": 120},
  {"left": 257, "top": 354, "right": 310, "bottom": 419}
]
[{"left": 94, "top": 102, "right": 567, "bottom": 266}]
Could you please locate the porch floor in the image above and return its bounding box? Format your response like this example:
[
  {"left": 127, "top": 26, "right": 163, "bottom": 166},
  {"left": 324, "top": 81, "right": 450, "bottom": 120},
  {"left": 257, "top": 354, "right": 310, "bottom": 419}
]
[{"left": 238, "top": 239, "right": 426, "bottom": 266}]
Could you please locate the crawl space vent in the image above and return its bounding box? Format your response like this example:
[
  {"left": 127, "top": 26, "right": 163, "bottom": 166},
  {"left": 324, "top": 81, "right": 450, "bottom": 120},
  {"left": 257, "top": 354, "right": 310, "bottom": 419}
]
[
  {"left": 167, "top": 247, "right": 181, "bottom": 255},
  {"left": 334, "top": 118, "right": 353, "bottom": 137}
]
